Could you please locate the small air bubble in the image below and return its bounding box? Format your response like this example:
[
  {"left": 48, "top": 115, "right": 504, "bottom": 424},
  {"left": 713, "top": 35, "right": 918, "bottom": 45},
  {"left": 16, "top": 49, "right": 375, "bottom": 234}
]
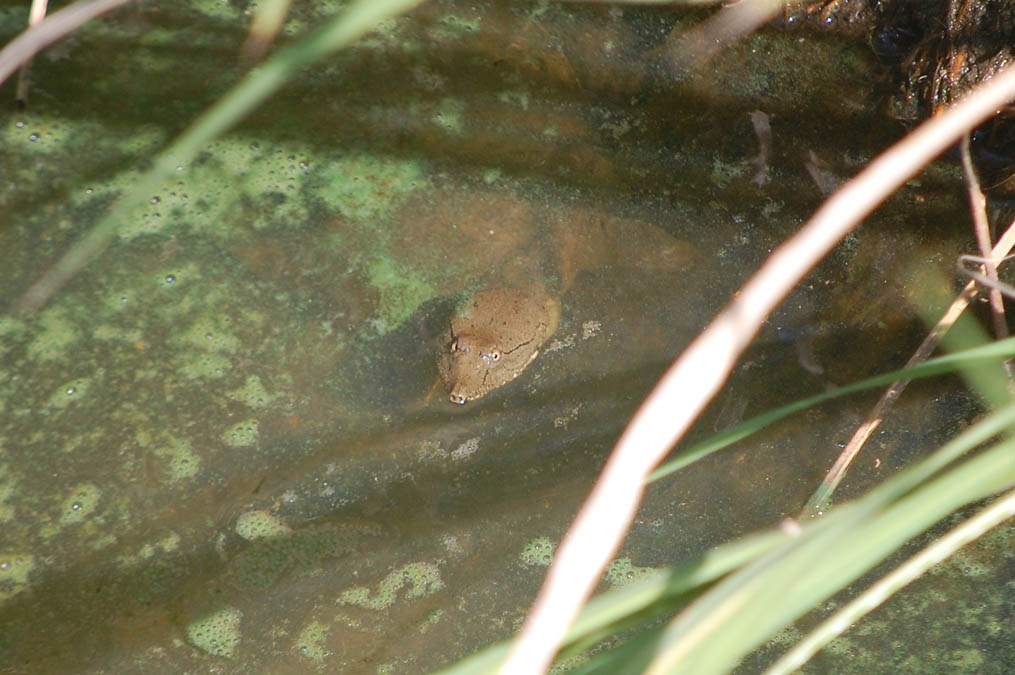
[
  {"left": 28, "top": 133, "right": 39, "bottom": 142},
  {"left": 250, "top": 142, "right": 260, "bottom": 151},
  {"left": 299, "top": 161, "right": 308, "bottom": 170},
  {"left": 71, "top": 502, "right": 82, "bottom": 511},
  {"left": 165, "top": 274, "right": 176, "bottom": 284},
  {"left": 66, "top": 387, "right": 77, "bottom": 395},
  {"left": 151, "top": 196, "right": 161, "bottom": 204},
  {"left": 15, "top": 121, "right": 25, "bottom": 128}
]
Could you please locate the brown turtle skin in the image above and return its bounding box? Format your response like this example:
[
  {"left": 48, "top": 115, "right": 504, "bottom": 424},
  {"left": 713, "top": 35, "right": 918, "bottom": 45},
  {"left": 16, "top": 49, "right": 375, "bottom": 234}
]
[{"left": 437, "top": 288, "right": 560, "bottom": 404}]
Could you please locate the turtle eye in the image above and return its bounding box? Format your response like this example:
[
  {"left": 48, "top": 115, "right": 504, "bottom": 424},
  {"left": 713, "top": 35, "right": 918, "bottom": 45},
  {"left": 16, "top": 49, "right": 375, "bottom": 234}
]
[{"left": 487, "top": 349, "right": 501, "bottom": 362}]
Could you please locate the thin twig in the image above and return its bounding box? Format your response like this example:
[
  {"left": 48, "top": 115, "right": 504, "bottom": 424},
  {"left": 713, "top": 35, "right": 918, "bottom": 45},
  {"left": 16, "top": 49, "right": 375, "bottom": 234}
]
[
  {"left": 802, "top": 219, "right": 1015, "bottom": 517},
  {"left": 0, "top": 0, "right": 131, "bottom": 88},
  {"left": 961, "top": 134, "right": 1010, "bottom": 343},
  {"left": 664, "top": 0, "right": 784, "bottom": 78},
  {"left": 15, "top": 0, "right": 49, "bottom": 105},
  {"left": 240, "top": 0, "right": 293, "bottom": 64},
  {"left": 958, "top": 254, "right": 1015, "bottom": 300},
  {"left": 501, "top": 57, "right": 1015, "bottom": 675}
]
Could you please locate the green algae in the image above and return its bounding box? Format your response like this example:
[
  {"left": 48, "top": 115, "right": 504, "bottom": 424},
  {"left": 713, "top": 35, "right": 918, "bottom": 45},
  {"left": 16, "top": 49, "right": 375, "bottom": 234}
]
[
  {"left": 228, "top": 375, "right": 276, "bottom": 410},
  {"left": 604, "top": 557, "right": 658, "bottom": 587},
  {"left": 222, "top": 419, "right": 260, "bottom": 448},
  {"left": 338, "top": 562, "right": 444, "bottom": 610},
  {"left": 25, "top": 306, "right": 80, "bottom": 362},
  {"left": 153, "top": 435, "right": 202, "bottom": 482},
  {"left": 177, "top": 314, "right": 240, "bottom": 355},
  {"left": 70, "top": 134, "right": 319, "bottom": 240},
  {"left": 0, "top": 553, "right": 35, "bottom": 602},
  {"left": 178, "top": 352, "right": 232, "bottom": 380},
  {"left": 364, "top": 257, "right": 435, "bottom": 333},
  {"left": 235, "top": 510, "right": 291, "bottom": 541},
  {"left": 45, "top": 375, "right": 95, "bottom": 411},
  {"left": 59, "top": 483, "right": 102, "bottom": 526},
  {"left": 433, "top": 98, "right": 466, "bottom": 136},
  {"left": 498, "top": 91, "right": 531, "bottom": 111},
  {"left": 92, "top": 322, "right": 143, "bottom": 344},
  {"left": 520, "top": 537, "right": 555, "bottom": 567},
  {"left": 184, "top": 0, "right": 244, "bottom": 21},
  {"left": 186, "top": 606, "right": 243, "bottom": 658},
  {"left": 228, "top": 522, "right": 375, "bottom": 590},
  {"left": 418, "top": 608, "right": 443, "bottom": 634},
  {"left": 316, "top": 154, "right": 426, "bottom": 226},
  {"left": 0, "top": 316, "right": 25, "bottom": 362},
  {"left": 434, "top": 13, "right": 482, "bottom": 38},
  {"left": 295, "top": 620, "right": 332, "bottom": 668},
  {"left": 0, "top": 469, "right": 14, "bottom": 523},
  {"left": 117, "top": 531, "right": 182, "bottom": 566}
]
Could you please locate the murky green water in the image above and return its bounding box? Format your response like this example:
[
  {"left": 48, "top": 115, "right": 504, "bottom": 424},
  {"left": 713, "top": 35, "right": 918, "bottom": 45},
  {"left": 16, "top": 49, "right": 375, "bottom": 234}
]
[{"left": 0, "top": 2, "right": 1009, "bottom": 673}]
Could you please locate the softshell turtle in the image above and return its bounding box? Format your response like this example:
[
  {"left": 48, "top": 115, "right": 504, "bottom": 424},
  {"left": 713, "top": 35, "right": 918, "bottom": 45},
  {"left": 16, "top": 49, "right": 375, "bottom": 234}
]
[
  {"left": 430, "top": 203, "right": 693, "bottom": 404},
  {"left": 437, "top": 287, "right": 560, "bottom": 404}
]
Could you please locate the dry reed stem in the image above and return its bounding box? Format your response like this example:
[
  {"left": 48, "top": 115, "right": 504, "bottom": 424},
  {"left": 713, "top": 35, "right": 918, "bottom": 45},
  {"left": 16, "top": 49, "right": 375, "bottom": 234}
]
[
  {"left": 14, "top": 0, "right": 49, "bottom": 104},
  {"left": 0, "top": 0, "right": 131, "bottom": 87},
  {"left": 961, "top": 134, "right": 1009, "bottom": 342},
  {"left": 240, "top": 0, "right": 293, "bottom": 64}
]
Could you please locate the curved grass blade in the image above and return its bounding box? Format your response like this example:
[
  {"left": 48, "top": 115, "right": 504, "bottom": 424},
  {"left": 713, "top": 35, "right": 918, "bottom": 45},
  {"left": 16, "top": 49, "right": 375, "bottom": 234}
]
[
  {"left": 643, "top": 407, "right": 1015, "bottom": 674},
  {"left": 649, "top": 336, "right": 1015, "bottom": 484},
  {"left": 764, "top": 490, "right": 1015, "bottom": 675}
]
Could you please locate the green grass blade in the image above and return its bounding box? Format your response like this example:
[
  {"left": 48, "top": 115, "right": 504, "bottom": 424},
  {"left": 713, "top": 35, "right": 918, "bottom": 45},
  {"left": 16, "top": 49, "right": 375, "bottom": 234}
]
[
  {"left": 764, "top": 491, "right": 1015, "bottom": 675},
  {"left": 649, "top": 336, "right": 1015, "bottom": 483},
  {"left": 645, "top": 418, "right": 1015, "bottom": 674}
]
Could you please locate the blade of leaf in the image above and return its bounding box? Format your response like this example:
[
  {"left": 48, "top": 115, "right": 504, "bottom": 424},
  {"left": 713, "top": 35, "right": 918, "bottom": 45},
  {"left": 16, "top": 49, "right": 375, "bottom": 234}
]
[
  {"left": 645, "top": 416, "right": 1015, "bottom": 674},
  {"left": 650, "top": 336, "right": 1015, "bottom": 483}
]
